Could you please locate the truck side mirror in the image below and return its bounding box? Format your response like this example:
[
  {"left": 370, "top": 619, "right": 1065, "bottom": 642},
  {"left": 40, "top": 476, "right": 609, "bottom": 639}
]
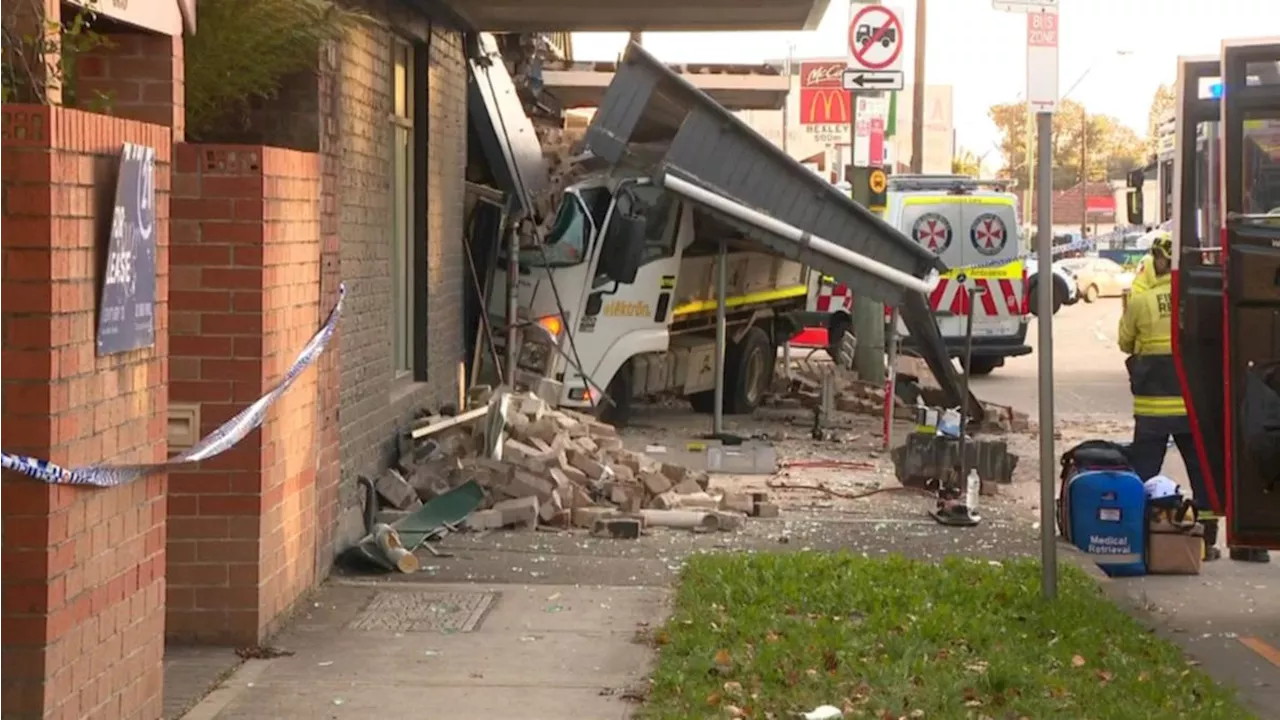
[
  {"left": 600, "top": 204, "right": 646, "bottom": 284},
  {"left": 1126, "top": 169, "right": 1144, "bottom": 225}
]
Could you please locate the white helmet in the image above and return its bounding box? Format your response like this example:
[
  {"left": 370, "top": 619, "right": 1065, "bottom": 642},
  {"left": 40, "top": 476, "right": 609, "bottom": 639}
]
[{"left": 1143, "top": 475, "right": 1180, "bottom": 501}]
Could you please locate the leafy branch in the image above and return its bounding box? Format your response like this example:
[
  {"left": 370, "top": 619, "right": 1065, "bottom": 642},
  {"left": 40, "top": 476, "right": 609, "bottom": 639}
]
[
  {"left": 184, "top": 0, "right": 364, "bottom": 141},
  {"left": 2, "top": 0, "right": 114, "bottom": 107}
]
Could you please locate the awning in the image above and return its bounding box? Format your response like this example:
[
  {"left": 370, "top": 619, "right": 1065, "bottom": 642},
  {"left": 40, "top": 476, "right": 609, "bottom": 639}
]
[
  {"left": 437, "top": 0, "right": 829, "bottom": 32},
  {"left": 543, "top": 62, "right": 788, "bottom": 111},
  {"left": 67, "top": 0, "right": 195, "bottom": 35}
]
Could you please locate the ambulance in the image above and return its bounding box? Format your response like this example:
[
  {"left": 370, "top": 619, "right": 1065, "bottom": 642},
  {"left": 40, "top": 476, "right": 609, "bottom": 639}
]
[{"left": 885, "top": 174, "right": 1031, "bottom": 375}]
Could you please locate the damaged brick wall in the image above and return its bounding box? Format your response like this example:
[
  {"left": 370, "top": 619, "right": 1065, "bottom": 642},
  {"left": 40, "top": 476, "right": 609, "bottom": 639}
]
[{"left": 332, "top": 18, "right": 469, "bottom": 550}]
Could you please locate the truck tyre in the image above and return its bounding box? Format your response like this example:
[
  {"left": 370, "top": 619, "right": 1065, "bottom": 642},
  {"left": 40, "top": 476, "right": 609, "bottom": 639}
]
[
  {"left": 827, "top": 312, "right": 853, "bottom": 369},
  {"left": 597, "top": 361, "right": 633, "bottom": 427},
  {"left": 726, "top": 326, "right": 774, "bottom": 414},
  {"left": 689, "top": 327, "right": 774, "bottom": 415},
  {"left": 1084, "top": 284, "right": 1100, "bottom": 303}
]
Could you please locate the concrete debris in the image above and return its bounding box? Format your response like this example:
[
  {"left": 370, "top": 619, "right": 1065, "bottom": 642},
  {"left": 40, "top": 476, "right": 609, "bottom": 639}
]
[
  {"left": 401, "top": 390, "right": 771, "bottom": 536},
  {"left": 774, "top": 360, "right": 1031, "bottom": 435},
  {"left": 890, "top": 432, "right": 1020, "bottom": 491}
]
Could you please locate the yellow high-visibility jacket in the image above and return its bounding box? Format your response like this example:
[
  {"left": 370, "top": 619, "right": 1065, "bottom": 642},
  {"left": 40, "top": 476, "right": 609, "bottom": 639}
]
[
  {"left": 1118, "top": 272, "right": 1185, "bottom": 417},
  {"left": 1129, "top": 254, "right": 1158, "bottom": 295}
]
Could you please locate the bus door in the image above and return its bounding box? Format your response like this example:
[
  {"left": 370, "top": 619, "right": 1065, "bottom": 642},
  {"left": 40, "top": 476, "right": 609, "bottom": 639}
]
[
  {"left": 1170, "top": 55, "right": 1229, "bottom": 520},
  {"left": 1220, "top": 38, "right": 1280, "bottom": 549}
]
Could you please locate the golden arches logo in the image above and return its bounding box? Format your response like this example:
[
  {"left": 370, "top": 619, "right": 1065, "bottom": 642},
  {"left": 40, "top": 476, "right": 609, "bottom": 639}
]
[{"left": 806, "top": 89, "right": 849, "bottom": 124}]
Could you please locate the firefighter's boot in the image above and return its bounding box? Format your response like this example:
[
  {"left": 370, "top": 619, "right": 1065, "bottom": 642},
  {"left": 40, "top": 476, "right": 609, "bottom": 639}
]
[{"left": 1202, "top": 518, "right": 1222, "bottom": 561}]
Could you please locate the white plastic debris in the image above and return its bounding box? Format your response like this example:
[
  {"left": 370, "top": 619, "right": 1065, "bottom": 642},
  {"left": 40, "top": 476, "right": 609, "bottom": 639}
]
[{"left": 801, "top": 706, "right": 843, "bottom": 720}]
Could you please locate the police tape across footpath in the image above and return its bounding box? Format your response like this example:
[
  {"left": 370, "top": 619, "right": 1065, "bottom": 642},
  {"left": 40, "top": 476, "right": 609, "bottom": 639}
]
[{"left": 0, "top": 284, "right": 347, "bottom": 488}]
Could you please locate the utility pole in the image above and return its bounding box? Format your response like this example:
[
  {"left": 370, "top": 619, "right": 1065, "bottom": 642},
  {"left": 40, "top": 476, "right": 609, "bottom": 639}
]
[
  {"left": 910, "top": 0, "right": 927, "bottom": 173},
  {"left": 1080, "top": 105, "right": 1088, "bottom": 236},
  {"left": 850, "top": 0, "right": 885, "bottom": 385},
  {"left": 782, "top": 43, "right": 794, "bottom": 155}
]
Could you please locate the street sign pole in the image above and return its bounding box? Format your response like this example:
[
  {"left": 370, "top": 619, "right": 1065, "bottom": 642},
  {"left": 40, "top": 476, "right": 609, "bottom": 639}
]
[
  {"left": 1036, "top": 109, "right": 1056, "bottom": 600},
  {"left": 1017, "top": 3, "right": 1061, "bottom": 601},
  {"left": 848, "top": 0, "right": 904, "bottom": 386}
]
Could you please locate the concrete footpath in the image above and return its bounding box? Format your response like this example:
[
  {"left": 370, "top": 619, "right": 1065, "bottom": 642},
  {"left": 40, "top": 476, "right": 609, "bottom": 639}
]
[
  {"left": 178, "top": 581, "right": 666, "bottom": 720},
  {"left": 1104, "top": 559, "right": 1280, "bottom": 720}
]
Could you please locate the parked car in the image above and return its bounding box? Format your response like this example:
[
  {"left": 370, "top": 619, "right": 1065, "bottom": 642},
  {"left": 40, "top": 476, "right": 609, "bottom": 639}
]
[
  {"left": 1025, "top": 255, "right": 1078, "bottom": 316},
  {"left": 1060, "top": 257, "right": 1135, "bottom": 302}
]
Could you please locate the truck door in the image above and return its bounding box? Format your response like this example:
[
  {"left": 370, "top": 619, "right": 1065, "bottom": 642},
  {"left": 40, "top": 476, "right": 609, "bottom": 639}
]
[
  {"left": 574, "top": 184, "right": 684, "bottom": 400},
  {"left": 1220, "top": 39, "right": 1280, "bottom": 549},
  {"left": 1170, "top": 55, "right": 1229, "bottom": 522}
]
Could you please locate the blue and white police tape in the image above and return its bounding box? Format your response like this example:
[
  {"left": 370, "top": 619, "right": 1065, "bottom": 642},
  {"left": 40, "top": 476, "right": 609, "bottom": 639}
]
[
  {"left": 0, "top": 284, "right": 347, "bottom": 488},
  {"left": 949, "top": 238, "right": 1095, "bottom": 275}
]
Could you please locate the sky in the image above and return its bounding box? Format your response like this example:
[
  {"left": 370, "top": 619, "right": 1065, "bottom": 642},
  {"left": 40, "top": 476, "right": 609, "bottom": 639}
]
[{"left": 570, "top": 0, "right": 1277, "bottom": 165}]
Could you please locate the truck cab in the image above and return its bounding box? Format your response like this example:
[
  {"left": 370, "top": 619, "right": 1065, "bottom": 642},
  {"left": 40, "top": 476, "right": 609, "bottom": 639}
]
[
  {"left": 484, "top": 169, "right": 811, "bottom": 422},
  {"left": 473, "top": 41, "right": 986, "bottom": 427},
  {"left": 883, "top": 175, "right": 1032, "bottom": 376}
]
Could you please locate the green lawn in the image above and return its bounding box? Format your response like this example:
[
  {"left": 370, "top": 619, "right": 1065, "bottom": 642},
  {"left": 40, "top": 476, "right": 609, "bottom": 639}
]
[{"left": 641, "top": 553, "right": 1252, "bottom": 720}]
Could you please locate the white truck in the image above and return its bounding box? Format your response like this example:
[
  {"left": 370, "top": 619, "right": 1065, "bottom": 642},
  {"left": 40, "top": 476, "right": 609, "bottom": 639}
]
[{"left": 472, "top": 41, "right": 983, "bottom": 426}]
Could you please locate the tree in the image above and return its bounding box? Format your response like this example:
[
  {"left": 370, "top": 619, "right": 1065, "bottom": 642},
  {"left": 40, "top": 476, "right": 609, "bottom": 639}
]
[
  {"left": 1146, "top": 83, "right": 1176, "bottom": 155},
  {"left": 989, "top": 98, "right": 1146, "bottom": 191},
  {"left": 951, "top": 149, "right": 982, "bottom": 177}
]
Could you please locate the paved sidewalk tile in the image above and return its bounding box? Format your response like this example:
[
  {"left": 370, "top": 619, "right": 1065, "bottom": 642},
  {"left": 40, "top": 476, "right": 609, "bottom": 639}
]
[{"left": 180, "top": 581, "right": 668, "bottom": 720}]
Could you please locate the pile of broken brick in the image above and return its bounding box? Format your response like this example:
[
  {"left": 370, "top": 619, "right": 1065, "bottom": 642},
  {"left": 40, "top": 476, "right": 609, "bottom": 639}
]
[
  {"left": 376, "top": 390, "right": 774, "bottom": 540},
  {"left": 775, "top": 356, "right": 1030, "bottom": 435}
]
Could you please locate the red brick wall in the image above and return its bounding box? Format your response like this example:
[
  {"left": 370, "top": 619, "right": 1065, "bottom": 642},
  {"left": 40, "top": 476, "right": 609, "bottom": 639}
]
[
  {"left": 167, "top": 143, "right": 324, "bottom": 644},
  {"left": 1, "top": 105, "right": 171, "bottom": 720}
]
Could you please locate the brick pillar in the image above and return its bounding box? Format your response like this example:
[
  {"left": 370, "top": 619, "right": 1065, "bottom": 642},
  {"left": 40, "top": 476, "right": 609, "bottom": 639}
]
[
  {"left": 1, "top": 107, "right": 172, "bottom": 720},
  {"left": 166, "top": 144, "right": 323, "bottom": 645}
]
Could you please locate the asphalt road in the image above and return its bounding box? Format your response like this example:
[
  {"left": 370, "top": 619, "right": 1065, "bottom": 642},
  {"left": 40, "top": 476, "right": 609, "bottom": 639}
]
[{"left": 969, "top": 296, "right": 1131, "bottom": 418}]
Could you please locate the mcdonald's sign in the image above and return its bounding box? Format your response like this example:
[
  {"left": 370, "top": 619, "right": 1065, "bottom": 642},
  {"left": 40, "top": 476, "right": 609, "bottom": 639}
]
[{"left": 799, "top": 88, "right": 851, "bottom": 125}]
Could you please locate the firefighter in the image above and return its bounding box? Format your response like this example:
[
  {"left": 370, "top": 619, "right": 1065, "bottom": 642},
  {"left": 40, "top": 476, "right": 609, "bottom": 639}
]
[
  {"left": 1129, "top": 229, "right": 1168, "bottom": 296},
  {"left": 1118, "top": 235, "right": 1269, "bottom": 563}
]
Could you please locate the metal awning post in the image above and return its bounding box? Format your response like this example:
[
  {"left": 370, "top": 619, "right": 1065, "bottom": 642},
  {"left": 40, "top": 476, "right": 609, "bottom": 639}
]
[
  {"left": 713, "top": 238, "right": 728, "bottom": 436},
  {"left": 506, "top": 223, "right": 519, "bottom": 384}
]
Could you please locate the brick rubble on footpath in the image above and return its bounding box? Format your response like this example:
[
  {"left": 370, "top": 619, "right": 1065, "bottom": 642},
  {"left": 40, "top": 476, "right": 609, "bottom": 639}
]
[{"left": 381, "top": 388, "right": 772, "bottom": 535}]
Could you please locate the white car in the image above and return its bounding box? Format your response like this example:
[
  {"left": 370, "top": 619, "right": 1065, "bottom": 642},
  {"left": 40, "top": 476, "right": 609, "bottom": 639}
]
[{"left": 1025, "top": 255, "right": 1078, "bottom": 315}]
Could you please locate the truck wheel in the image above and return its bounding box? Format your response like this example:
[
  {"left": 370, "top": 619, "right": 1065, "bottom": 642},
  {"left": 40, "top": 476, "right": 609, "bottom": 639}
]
[
  {"left": 1084, "top": 284, "right": 1100, "bottom": 303},
  {"left": 597, "top": 361, "right": 633, "bottom": 427},
  {"left": 689, "top": 327, "right": 774, "bottom": 415},
  {"left": 726, "top": 327, "right": 773, "bottom": 414}
]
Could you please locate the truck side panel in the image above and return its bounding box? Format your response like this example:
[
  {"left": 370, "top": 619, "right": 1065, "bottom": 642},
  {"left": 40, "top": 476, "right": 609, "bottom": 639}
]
[{"left": 672, "top": 252, "right": 806, "bottom": 315}]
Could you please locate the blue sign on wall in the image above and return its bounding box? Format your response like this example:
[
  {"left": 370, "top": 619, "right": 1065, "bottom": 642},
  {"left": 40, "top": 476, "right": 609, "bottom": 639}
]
[{"left": 97, "top": 143, "right": 157, "bottom": 356}]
